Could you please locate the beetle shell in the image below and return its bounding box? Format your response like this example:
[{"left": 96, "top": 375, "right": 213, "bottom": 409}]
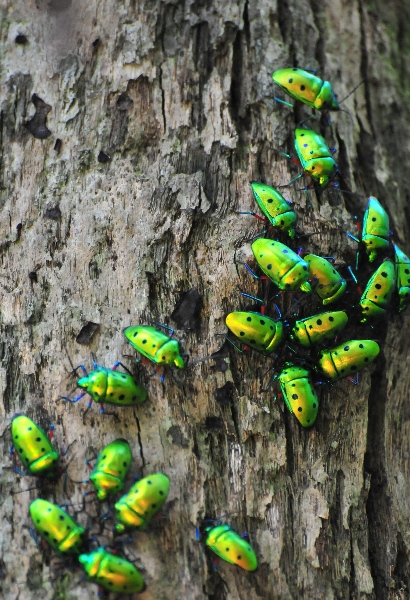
[
  {"left": 250, "top": 182, "right": 297, "bottom": 238},
  {"left": 290, "top": 311, "right": 348, "bottom": 348},
  {"left": 318, "top": 340, "right": 380, "bottom": 381},
  {"left": 362, "top": 197, "right": 390, "bottom": 262},
  {"left": 360, "top": 260, "right": 395, "bottom": 322},
  {"left": 79, "top": 547, "right": 145, "bottom": 593},
  {"left": 304, "top": 254, "right": 347, "bottom": 304},
  {"left": 90, "top": 439, "right": 132, "bottom": 501},
  {"left": 205, "top": 525, "right": 258, "bottom": 571},
  {"left": 11, "top": 415, "right": 59, "bottom": 478},
  {"left": 394, "top": 244, "right": 410, "bottom": 311},
  {"left": 294, "top": 128, "right": 337, "bottom": 188},
  {"left": 123, "top": 325, "right": 185, "bottom": 368},
  {"left": 77, "top": 366, "right": 147, "bottom": 406},
  {"left": 225, "top": 311, "right": 284, "bottom": 355},
  {"left": 115, "top": 473, "right": 170, "bottom": 533},
  {"left": 30, "top": 499, "right": 85, "bottom": 554},
  {"left": 252, "top": 238, "right": 311, "bottom": 292},
  {"left": 272, "top": 68, "right": 339, "bottom": 111},
  {"left": 278, "top": 365, "right": 319, "bottom": 427}
]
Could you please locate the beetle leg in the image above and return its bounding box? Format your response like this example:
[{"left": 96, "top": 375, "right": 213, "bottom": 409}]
[
  {"left": 57, "top": 390, "right": 87, "bottom": 404},
  {"left": 236, "top": 210, "right": 268, "bottom": 222},
  {"left": 273, "top": 96, "right": 294, "bottom": 108},
  {"left": 278, "top": 173, "right": 304, "bottom": 188},
  {"left": 152, "top": 321, "right": 175, "bottom": 337}
]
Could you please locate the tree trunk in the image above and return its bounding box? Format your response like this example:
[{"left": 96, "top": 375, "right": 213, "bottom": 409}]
[{"left": 1, "top": 0, "right": 410, "bottom": 598}]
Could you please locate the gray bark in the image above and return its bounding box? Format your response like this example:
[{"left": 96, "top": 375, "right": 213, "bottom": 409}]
[{"left": 1, "top": 0, "right": 410, "bottom": 598}]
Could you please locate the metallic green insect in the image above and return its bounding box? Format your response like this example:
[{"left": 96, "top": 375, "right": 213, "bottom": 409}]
[
  {"left": 58, "top": 361, "right": 147, "bottom": 414},
  {"left": 11, "top": 415, "right": 59, "bottom": 478},
  {"left": 318, "top": 340, "right": 380, "bottom": 382},
  {"left": 30, "top": 499, "right": 85, "bottom": 554},
  {"left": 225, "top": 310, "right": 284, "bottom": 355},
  {"left": 304, "top": 254, "right": 347, "bottom": 305},
  {"left": 360, "top": 260, "right": 395, "bottom": 322},
  {"left": 272, "top": 68, "right": 339, "bottom": 111},
  {"left": 79, "top": 547, "right": 145, "bottom": 594},
  {"left": 89, "top": 439, "right": 132, "bottom": 501},
  {"left": 123, "top": 324, "right": 185, "bottom": 369},
  {"left": 394, "top": 244, "right": 410, "bottom": 311},
  {"left": 290, "top": 311, "right": 348, "bottom": 348},
  {"left": 239, "top": 182, "right": 297, "bottom": 239},
  {"left": 294, "top": 128, "right": 337, "bottom": 188},
  {"left": 278, "top": 365, "right": 319, "bottom": 427},
  {"left": 361, "top": 197, "right": 390, "bottom": 262},
  {"left": 251, "top": 238, "right": 312, "bottom": 292},
  {"left": 205, "top": 524, "right": 258, "bottom": 571},
  {"left": 115, "top": 472, "right": 170, "bottom": 533}
]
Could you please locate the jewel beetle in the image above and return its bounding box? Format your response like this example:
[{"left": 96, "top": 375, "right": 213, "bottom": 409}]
[
  {"left": 360, "top": 260, "right": 395, "bottom": 322},
  {"left": 123, "top": 324, "right": 185, "bottom": 368},
  {"left": 205, "top": 524, "right": 258, "bottom": 571},
  {"left": 290, "top": 310, "right": 348, "bottom": 348},
  {"left": 30, "top": 499, "right": 85, "bottom": 554},
  {"left": 318, "top": 339, "right": 380, "bottom": 382},
  {"left": 304, "top": 254, "right": 347, "bottom": 305},
  {"left": 278, "top": 365, "right": 319, "bottom": 427},
  {"left": 394, "top": 244, "right": 410, "bottom": 311},
  {"left": 272, "top": 68, "right": 339, "bottom": 111},
  {"left": 11, "top": 415, "right": 60, "bottom": 478},
  {"left": 240, "top": 182, "right": 297, "bottom": 239},
  {"left": 251, "top": 238, "right": 312, "bottom": 292},
  {"left": 89, "top": 439, "right": 132, "bottom": 501},
  {"left": 294, "top": 128, "right": 337, "bottom": 188},
  {"left": 225, "top": 311, "right": 284, "bottom": 355},
  {"left": 79, "top": 547, "right": 145, "bottom": 594},
  {"left": 115, "top": 472, "right": 170, "bottom": 533},
  {"left": 361, "top": 197, "right": 390, "bottom": 262}
]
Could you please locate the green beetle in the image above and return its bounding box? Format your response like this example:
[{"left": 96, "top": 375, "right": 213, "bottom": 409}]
[
  {"left": 304, "top": 254, "right": 347, "bottom": 305},
  {"left": 89, "top": 439, "right": 132, "bottom": 501},
  {"left": 225, "top": 311, "right": 284, "bottom": 355},
  {"left": 394, "top": 244, "right": 410, "bottom": 311},
  {"left": 205, "top": 524, "right": 258, "bottom": 571},
  {"left": 11, "top": 415, "right": 60, "bottom": 478},
  {"left": 243, "top": 182, "right": 297, "bottom": 239},
  {"left": 30, "top": 499, "right": 85, "bottom": 553},
  {"left": 290, "top": 311, "right": 348, "bottom": 348},
  {"left": 79, "top": 547, "right": 145, "bottom": 594},
  {"left": 318, "top": 340, "right": 380, "bottom": 382},
  {"left": 115, "top": 472, "right": 170, "bottom": 533},
  {"left": 360, "top": 260, "right": 395, "bottom": 322},
  {"left": 272, "top": 68, "right": 339, "bottom": 111},
  {"left": 251, "top": 238, "right": 311, "bottom": 292},
  {"left": 278, "top": 365, "right": 319, "bottom": 427},
  {"left": 294, "top": 128, "right": 337, "bottom": 188},
  {"left": 123, "top": 324, "right": 185, "bottom": 368},
  {"left": 362, "top": 197, "right": 390, "bottom": 262},
  {"left": 58, "top": 361, "right": 147, "bottom": 412}
]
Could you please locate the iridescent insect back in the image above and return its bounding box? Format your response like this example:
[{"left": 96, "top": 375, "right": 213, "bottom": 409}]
[
  {"left": 251, "top": 238, "right": 311, "bottom": 292},
  {"left": 11, "top": 415, "right": 60, "bottom": 479},
  {"left": 225, "top": 310, "right": 284, "bottom": 356},
  {"left": 123, "top": 324, "right": 185, "bottom": 369},
  {"left": 89, "top": 439, "right": 132, "bottom": 501},
  {"left": 79, "top": 547, "right": 145, "bottom": 594},
  {"left": 294, "top": 128, "right": 337, "bottom": 189},
  {"left": 304, "top": 254, "right": 347, "bottom": 305},
  {"left": 394, "top": 244, "right": 410, "bottom": 311},
  {"left": 205, "top": 524, "right": 258, "bottom": 571},
  {"left": 318, "top": 340, "right": 380, "bottom": 382},
  {"left": 278, "top": 364, "right": 319, "bottom": 427},
  {"left": 272, "top": 68, "right": 339, "bottom": 111},
  {"left": 360, "top": 260, "right": 395, "bottom": 322},
  {"left": 30, "top": 499, "right": 85, "bottom": 554}
]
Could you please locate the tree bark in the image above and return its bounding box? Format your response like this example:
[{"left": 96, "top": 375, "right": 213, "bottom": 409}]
[{"left": 1, "top": 0, "right": 410, "bottom": 599}]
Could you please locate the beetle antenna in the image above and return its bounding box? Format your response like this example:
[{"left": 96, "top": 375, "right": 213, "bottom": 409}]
[
  {"left": 297, "top": 114, "right": 316, "bottom": 127},
  {"left": 338, "top": 79, "right": 365, "bottom": 104},
  {"left": 338, "top": 107, "right": 354, "bottom": 124}
]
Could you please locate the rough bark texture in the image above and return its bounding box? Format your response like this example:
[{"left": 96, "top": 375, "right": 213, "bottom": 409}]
[{"left": 1, "top": 0, "right": 410, "bottom": 599}]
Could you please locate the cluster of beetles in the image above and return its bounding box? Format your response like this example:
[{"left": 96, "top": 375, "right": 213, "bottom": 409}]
[{"left": 8, "top": 68, "right": 410, "bottom": 595}]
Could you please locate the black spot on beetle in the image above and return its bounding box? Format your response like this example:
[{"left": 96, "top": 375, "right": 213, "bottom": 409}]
[
  {"left": 25, "top": 94, "right": 52, "bottom": 139},
  {"left": 98, "top": 151, "right": 110, "bottom": 163},
  {"left": 119, "top": 395, "right": 125, "bottom": 400},
  {"left": 381, "top": 272, "right": 388, "bottom": 277},
  {"left": 375, "top": 283, "right": 382, "bottom": 289}
]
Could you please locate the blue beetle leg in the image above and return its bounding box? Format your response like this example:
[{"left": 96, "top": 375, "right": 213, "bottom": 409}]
[
  {"left": 72, "top": 364, "right": 88, "bottom": 377},
  {"left": 239, "top": 262, "right": 260, "bottom": 280},
  {"left": 12, "top": 466, "right": 27, "bottom": 476},
  {"left": 57, "top": 390, "right": 87, "bottom": 404},
  {"left": 9, "top": 444, "right": 16, "bottom": 456},
  {"left": 347, "top": 373, "right": 359, "bottom": 385},
  {"left": 47, "top": 422, "right": 55, "bottom": 441},
  {"left": 152, "top": 321, "right": 175, "bottom": 337},
  {"left": 355, "top": 250, "right": 359, "bottom": 271},
  {"left": 112, "top": 361, "right": 133, "bottom": 376},
  {"left": 212, "top": 558, "right": 219, "bottom": 571},
  {"left": 62, "top": 439, "right": 77, "bottom": 457},
  {"left": 82, "top": 400, "right": 93, "bottom": 423},
  {"left": 160, "top": 366, "right": 167, "bottom": 382},
  {"left": 223, "top": 335, "right": 244, "bottom": 354},
  {"left": 273, "top": 96, "right": 294, "bottom": 108},
  {"left": 273, "top": 148, "right": 292, "bottom": 159},
  {"left": 346, "top": 231, "right": 360, "bottom": 243},
  {"left": 278, "top": 173, "right": 304, "bottom": 188},
  {"left": 29, "top": 527, "right": 39, "bottom": 547},
  {"left": 347, "top": 266, "right": 358, "bottom": 284},
  {"left": 236, "top": 211, "right": 268, "bottom": 223}
]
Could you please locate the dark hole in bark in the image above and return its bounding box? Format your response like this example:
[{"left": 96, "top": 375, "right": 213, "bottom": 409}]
[
  {"left": 76, "top": 322, "right": 100, "bottom": 345},
  {"left": 24, "top": 94, "right": 51, "bottom": 139}
]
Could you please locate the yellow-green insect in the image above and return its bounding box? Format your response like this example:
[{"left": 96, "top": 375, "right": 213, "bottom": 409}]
[
  {"left": 123, "top": 324, "right": 185, "bottom": 368},
  {"left": 242, "top": 182, "right": 297, "bottom": 239},
  {"left": 79, "top": 547, "right": 145, "bottom": 594},
  {"left": 30, "top": 499, "right": 85, "bottom": 554},
  {"left": 304, "top": 254, "right": 347, "bottom": 305},
  {"left": 11, "top": 415, "right": 60, "bottom": 478},
  {"left": 205, "top": 524, "right": 258, "bottom": 571},
  {"left": 278, "top": 365, "right": 319, "bottom": 427},
  {"left": 294, "top": 128, "right": 337, "bottom": 188},
  {"left": 318, "top": 340, "right": 380, "bottom": 382},
  {"left": 225, "top": 311, "right": 284, "bottom": 355},
  {"left": 394, "top": 244, "right": 410, "bottom": 311},
  {"left": 290, "top": 311, "right": 348, "bottom": 348},
  {"left": 251, "top": 238, "right": 311, "bottom": 292},
  {"left": 362, "top": 197, "right": 390, "bottom": 262},
  {"left": 272, "top": 68, "right": 339, "bottom": 111},
  {"left": 89, "top": 439, "right": 132, "bottom": 501},
  {"left": 115, "top": 473, "right": 170, "bottom": 533},
  {"left": 360, "top": 260, "right": 395, "bottom": 322}
]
